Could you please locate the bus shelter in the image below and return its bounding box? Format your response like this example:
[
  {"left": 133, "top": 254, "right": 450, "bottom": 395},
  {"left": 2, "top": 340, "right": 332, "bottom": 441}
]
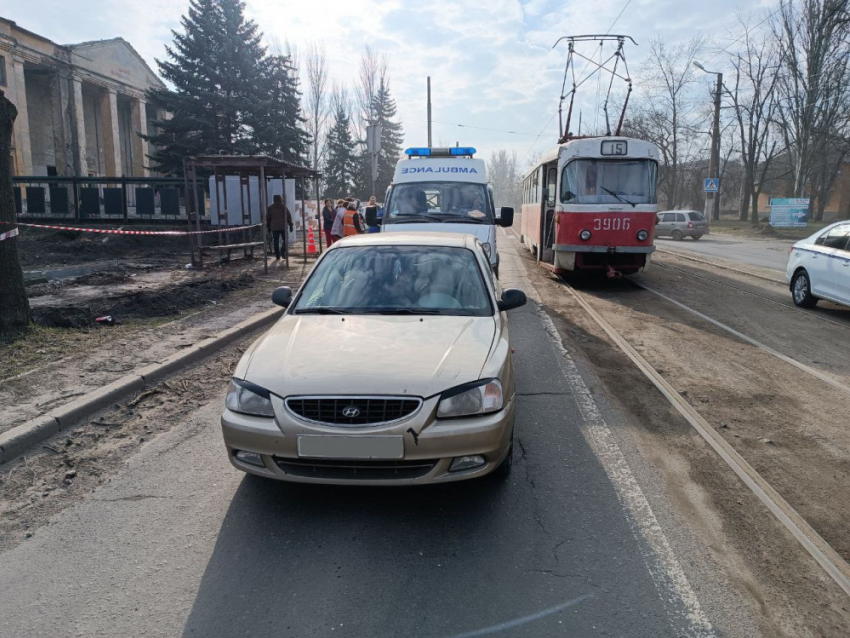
[{"left": 183, "top": 155, "right": 322, "bottom": 272}]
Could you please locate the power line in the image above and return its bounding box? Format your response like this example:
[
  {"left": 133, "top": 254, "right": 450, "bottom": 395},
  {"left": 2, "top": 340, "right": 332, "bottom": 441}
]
[{"left": 431, "top": 120, "right": 544, "bottom": 137}]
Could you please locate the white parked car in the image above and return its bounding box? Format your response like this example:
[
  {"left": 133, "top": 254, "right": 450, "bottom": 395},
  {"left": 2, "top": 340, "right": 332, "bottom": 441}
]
[{"left": 787, "top": 222, "right": 850, "bottom": 308}]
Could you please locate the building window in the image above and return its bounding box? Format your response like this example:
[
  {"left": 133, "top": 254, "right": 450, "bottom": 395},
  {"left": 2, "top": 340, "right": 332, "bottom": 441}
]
[{"left": 0, "top": 56, "right": 6, "bottom": 87}]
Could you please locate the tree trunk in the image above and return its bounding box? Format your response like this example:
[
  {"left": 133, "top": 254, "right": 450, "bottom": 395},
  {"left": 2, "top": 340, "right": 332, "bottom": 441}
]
[
  {"left": 0, "top": 90, "right": 31, "bottom": 333},
  {"left": 750, "top": 190, "right": 760, "bottom": 225}
]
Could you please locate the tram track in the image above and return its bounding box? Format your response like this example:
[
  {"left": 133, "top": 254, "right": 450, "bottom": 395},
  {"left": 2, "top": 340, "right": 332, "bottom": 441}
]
[
  {"left": 653, "top": 259, "right": 850, "bottom": 332},
  {"left": 556, "top": 272, "right": 850, "bottom": 599}
]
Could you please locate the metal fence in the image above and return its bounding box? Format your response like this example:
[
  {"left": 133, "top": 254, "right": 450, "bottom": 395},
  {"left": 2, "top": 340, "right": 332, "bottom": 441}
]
[{"left": 12, "top": 176, "right": 206, "bottom": 224}]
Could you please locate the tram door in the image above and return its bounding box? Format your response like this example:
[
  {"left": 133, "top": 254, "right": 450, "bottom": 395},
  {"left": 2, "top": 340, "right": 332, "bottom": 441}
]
[{"left": 540, "top": 163, "right": 558, "bottom": 264}]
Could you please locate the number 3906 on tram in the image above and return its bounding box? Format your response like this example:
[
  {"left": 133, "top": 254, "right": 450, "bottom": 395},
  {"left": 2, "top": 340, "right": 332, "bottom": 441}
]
[{"left": 520, "top": 137, "right": 660, "bottom": 277}]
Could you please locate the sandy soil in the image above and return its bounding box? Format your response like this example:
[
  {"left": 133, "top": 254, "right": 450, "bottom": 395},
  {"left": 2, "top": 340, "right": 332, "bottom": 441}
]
[
  {"left": 0, "top": 339, "right": 248, "bottom": 552},
  {"left": 511, "top": 237, "right": 850, "bottom": 637},
  {"left": 0, "top": 259, "right": 310, "bottom": 434}
]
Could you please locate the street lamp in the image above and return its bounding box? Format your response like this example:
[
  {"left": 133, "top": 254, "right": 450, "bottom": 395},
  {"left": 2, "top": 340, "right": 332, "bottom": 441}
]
[{"left": 693, "top": 61, "right": 723, "bottom": 221}]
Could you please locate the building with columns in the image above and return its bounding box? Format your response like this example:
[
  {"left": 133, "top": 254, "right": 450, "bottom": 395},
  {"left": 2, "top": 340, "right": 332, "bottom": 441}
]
[{"left": 1, "top": 17, "right": 166, "bottom": 178}]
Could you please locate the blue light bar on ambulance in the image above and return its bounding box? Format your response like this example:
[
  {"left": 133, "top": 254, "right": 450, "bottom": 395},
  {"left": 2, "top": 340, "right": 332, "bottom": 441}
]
[{"left": 404, "top": 147, "right": 477, "bottom": 157}]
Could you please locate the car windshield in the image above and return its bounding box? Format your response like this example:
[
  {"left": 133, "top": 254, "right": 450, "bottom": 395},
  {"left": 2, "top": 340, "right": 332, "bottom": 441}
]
[
  {"left": 561, "top": 159, "right": 657, "bottom": 205},
  {"left": 385, "top": 181, "right": 493, "bottom": 223},
  {"left": 293, "top": 246, "right": 493, "bottom": 316}
]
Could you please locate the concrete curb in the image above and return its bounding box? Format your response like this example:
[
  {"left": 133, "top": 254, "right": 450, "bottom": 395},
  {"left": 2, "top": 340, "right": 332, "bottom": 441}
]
[{"left": 0, "top": 306, "right": 284, "bottom": 465}]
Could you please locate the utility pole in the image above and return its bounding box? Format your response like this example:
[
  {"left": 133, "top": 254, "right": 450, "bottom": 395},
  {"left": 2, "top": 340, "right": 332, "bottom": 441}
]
[
  {"left": 694, "top": 62, "right": 723, "bottom": 221},
  {"left": 427, "top": 76, "right": 432, "bottom": 147}
]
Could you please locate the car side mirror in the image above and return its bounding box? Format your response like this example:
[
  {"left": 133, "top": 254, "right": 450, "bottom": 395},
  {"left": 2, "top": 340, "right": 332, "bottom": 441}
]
[
  {"left": 497, "top": 288, "right": 526, "bottom": 312},
  {"left": 498, "top": 207, "right": 514, "bottom": 227},
  {"left": 271, "top": 286, "right": 293, "bottom": 308}
]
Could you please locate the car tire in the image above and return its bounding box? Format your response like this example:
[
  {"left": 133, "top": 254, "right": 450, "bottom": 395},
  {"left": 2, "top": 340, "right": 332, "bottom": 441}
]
[
  {"left": 791, "top": 270, "right": 818, "bottom": 308},
  {"left": 671, "top": 229, "right": 684, "bottom": 241},
  {"left": 692, "top": 235, "right": 703, "bottom": 240},
  {"left": 494, "top": 442, "right": 513, "bottom": 479}
]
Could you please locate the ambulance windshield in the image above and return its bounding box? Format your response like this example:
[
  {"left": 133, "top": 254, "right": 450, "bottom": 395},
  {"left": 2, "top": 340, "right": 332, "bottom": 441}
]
[{"left": 385, "top": 182, "right": 493, "bottom": 223}]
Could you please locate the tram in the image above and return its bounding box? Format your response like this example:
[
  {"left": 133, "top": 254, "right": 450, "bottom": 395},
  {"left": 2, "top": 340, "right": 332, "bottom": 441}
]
[{"left": 520, "top": 136, "right": 660, "bottom": 276}]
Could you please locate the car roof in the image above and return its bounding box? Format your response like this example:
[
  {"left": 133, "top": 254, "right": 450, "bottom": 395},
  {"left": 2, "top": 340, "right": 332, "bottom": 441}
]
[{"left": 330, "top": 232, "right": 478, "bottom": 250}]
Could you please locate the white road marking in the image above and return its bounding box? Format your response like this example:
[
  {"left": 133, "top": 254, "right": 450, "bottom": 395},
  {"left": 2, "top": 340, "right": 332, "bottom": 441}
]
[
  {"left": 445, "top": 593, "right": 594, "bottom": 638},
  {"left": 499, "top": 234, "right": 716, "bottom": 637}
]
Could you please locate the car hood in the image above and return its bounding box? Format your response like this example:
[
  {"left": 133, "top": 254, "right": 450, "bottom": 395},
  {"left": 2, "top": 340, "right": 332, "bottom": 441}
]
[{"left": 241, "top": 315, "right": 497, "bottom": 398}]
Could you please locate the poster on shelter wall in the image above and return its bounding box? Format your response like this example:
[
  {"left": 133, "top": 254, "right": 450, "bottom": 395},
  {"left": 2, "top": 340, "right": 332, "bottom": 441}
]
[
  {"left": 769, "top": 198, "right": 809, "bottom": 228},
  {"left": 208, "top": 177, "right": 298, "bottom": 243}
]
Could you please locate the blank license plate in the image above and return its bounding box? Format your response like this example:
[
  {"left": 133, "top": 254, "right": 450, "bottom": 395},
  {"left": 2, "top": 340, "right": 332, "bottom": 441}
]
[{"left": 297, "top": 435, "right": 404, "bottom": 460}]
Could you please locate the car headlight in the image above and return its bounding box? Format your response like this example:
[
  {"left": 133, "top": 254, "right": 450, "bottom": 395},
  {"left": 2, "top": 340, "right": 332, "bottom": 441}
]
[
  {"left": 437, "top": 379, "right": 503, "bottom": 419},
  {"left": 637, "top": 229, "right": 649, "bottom": 241},
  {"left": 579, "top": 230, "right": 591, "bottom": 241},
  {"left": 225, "top": 379, "right": 275, "bottom": 417},
  {"left": 481, "top": 242, "right": 493, "bottom": 259}
]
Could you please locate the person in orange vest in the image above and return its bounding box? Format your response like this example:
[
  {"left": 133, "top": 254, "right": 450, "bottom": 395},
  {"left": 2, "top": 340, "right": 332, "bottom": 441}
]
[{"left": 343, "top": 201, "right": 364, "bottom": 236}]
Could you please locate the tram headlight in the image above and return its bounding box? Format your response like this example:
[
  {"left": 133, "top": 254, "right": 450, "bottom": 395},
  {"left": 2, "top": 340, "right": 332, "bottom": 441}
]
[
  {"left": 637, "top": 230, "right": 649, "bottom": 241},
  {"left": 579, "top": 230, "right": 592, "bottom": 241}
]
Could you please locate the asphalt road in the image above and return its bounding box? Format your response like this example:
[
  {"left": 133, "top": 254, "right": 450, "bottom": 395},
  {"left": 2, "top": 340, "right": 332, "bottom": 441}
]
[
  {"left": 656, "top": 234, "right": 793, "bottom": 273},
  {"left": 0, "top": 249, "right": 719, "bottom": 636}
]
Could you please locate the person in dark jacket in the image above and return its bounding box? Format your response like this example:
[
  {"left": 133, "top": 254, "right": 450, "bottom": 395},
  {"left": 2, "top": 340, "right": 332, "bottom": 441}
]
[
  {"left": 321, "top": 199, "right": 335, "bottom": 246},
  {"left": 364, "top": 196, "right": 381, "bottom": 233},
  {"left": 267, "top": 194, "right": 293, "bottom": 260}
]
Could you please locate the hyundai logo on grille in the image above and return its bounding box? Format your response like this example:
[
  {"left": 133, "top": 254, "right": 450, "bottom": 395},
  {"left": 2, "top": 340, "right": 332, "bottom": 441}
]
[{"left": 341, "top": 406, "right": 361, "bottom": 418}]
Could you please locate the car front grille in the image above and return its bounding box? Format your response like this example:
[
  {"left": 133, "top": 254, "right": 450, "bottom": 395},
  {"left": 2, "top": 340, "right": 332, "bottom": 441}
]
[
  {"left": 285, "top": 396, "right": 422, "bottom": 427},
  {"left": 275, "top": 458, "right": 437, "bottom": 481}
]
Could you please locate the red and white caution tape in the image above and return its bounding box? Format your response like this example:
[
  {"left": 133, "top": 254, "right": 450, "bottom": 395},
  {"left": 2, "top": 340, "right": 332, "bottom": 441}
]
[
  {"left": 16, "top": 223, "right": 261, "bottom": 236},
  {"left": 0, "top": 227, "right": 19, "bottom": 242}
]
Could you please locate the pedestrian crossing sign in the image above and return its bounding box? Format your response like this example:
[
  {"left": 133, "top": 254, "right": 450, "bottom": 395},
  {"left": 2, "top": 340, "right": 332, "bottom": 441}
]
[{"left": 703, "top": 178, "right": 719, "bottom": 193}]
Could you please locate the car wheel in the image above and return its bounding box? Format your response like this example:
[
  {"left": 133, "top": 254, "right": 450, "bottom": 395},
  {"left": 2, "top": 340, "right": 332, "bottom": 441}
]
[
  {"left": 671, "top": 229, "right": 684, "bottom": 241},
  {"left": 692, "top": 235, "right": 703, "bottom": 240},
  {"left": 791, "top": 270, "right": 818, "bottom": 308},
  {"left": 494, "top": 443, "right": 513, "bottom": 478}
]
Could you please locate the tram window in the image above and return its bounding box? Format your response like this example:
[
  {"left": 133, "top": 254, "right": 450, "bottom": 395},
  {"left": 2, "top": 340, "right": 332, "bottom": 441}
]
[
  {"left": 546, "top": 167, "right": 557, "bottom": 206},
  {"left": 561, "top": 159, "right": 657, "bottom": 205}
]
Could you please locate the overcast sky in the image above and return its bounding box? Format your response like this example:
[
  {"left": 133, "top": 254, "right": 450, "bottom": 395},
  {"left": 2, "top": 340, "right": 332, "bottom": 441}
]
[{"left": 10, "top": 0, "right": 777, "bottom": 166}]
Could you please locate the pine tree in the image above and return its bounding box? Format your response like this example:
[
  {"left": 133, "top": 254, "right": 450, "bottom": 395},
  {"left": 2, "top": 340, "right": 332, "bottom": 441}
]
[
  {"left": 253, "top": 55, "right": 310, "bottom": 165},
  {"left": 372, "top": 77, "right": 404, "bottom": 198},
  {"left": 145, "top": 0, "right": 268, "bottom": 174},
  {"left": 323, "top": 99, "right": 357, "bottom": 198}
]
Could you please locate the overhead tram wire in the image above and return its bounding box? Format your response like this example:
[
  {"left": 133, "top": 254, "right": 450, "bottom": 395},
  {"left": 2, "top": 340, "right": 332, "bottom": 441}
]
[
  {"left": 531, "top": 0, "right": 633, "bottom": 154},
  {"left": 430, "top": 121, "right": 544, "bottom": 137}
]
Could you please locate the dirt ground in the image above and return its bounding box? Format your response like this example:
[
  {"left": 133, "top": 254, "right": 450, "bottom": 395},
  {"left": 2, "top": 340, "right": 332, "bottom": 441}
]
[
  {"left": 0, "top": 340, "right": 248, "bottom": 553},
  {"left": 0, "top": 254, "right": 310, "bottom": 432},
  {"left": 511, "top": 237, "right": 850, "bottom": 637}
]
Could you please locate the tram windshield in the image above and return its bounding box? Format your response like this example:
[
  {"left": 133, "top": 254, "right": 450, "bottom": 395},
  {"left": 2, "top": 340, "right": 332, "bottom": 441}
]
[{"left": 560, "top": 159, "right": 657, "bottom": 206}]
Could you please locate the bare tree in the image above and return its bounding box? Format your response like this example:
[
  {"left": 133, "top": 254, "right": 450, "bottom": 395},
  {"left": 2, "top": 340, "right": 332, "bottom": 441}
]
[
  {"left": 489, "top": 149, "right": 522, "bottom": 211},
  {"left": 0, "top": 90, "right": 31, "bottom": 332},
  {"left": 354, "top": 46, "right": 385, "bottom": 138},
  {"left": 628, "top": 36, "right": 708, "bottom": 208},
  {"left": 304, "top": 41, "right": 329, "bottom": 178},
  {"left": 724, "top": 16, "right": 783, "bottom": 223},
  {"left": 773, "top": 0, "right": 850, "bottom": 203}
]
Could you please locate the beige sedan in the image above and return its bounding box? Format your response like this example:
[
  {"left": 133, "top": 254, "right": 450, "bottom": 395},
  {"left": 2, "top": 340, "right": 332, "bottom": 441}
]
[{"left": 220, "top": 232, "right": 526, "bottom": 485}]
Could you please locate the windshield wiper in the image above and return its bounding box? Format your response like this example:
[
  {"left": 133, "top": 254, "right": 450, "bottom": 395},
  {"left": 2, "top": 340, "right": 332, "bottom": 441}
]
[
  {"left": 439, "top": 216, "right": 487, "bottom": 224},
  {"left": 389, "top": 214, "right": 444, "bottom": 223},
  {"left": 373, "top": 308, "right": 442, "bottom": 315},
  {"left": 602, "top": 187, "right": 637, "bottom": 208},
  {"left": 294, "top": 307, "right": 348, "bottom": 315}
]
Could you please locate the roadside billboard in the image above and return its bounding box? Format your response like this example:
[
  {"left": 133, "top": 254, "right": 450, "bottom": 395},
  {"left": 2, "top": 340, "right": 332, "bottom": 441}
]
[{"left": 769, "top": 198, "right": 809, "bottom": 228}]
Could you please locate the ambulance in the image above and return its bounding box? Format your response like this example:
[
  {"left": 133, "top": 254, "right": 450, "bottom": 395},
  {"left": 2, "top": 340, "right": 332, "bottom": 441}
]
[{"left": 381, "top": 147, "right": 514, "bottom": 277}]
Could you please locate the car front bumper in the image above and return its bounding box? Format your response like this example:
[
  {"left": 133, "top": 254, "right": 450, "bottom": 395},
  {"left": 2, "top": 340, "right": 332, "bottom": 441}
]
[{"left": 220, "top": 396, "right": 515, "bottom": 485}]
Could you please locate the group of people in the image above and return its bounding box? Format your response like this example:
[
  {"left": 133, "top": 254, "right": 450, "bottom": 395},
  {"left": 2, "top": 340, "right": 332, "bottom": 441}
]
[
  {"left": 266, "top": 194, "right": 383, "bottom": 262},
  {"left": 321, "top": 197, "right": 382, "bottom": 247}
]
